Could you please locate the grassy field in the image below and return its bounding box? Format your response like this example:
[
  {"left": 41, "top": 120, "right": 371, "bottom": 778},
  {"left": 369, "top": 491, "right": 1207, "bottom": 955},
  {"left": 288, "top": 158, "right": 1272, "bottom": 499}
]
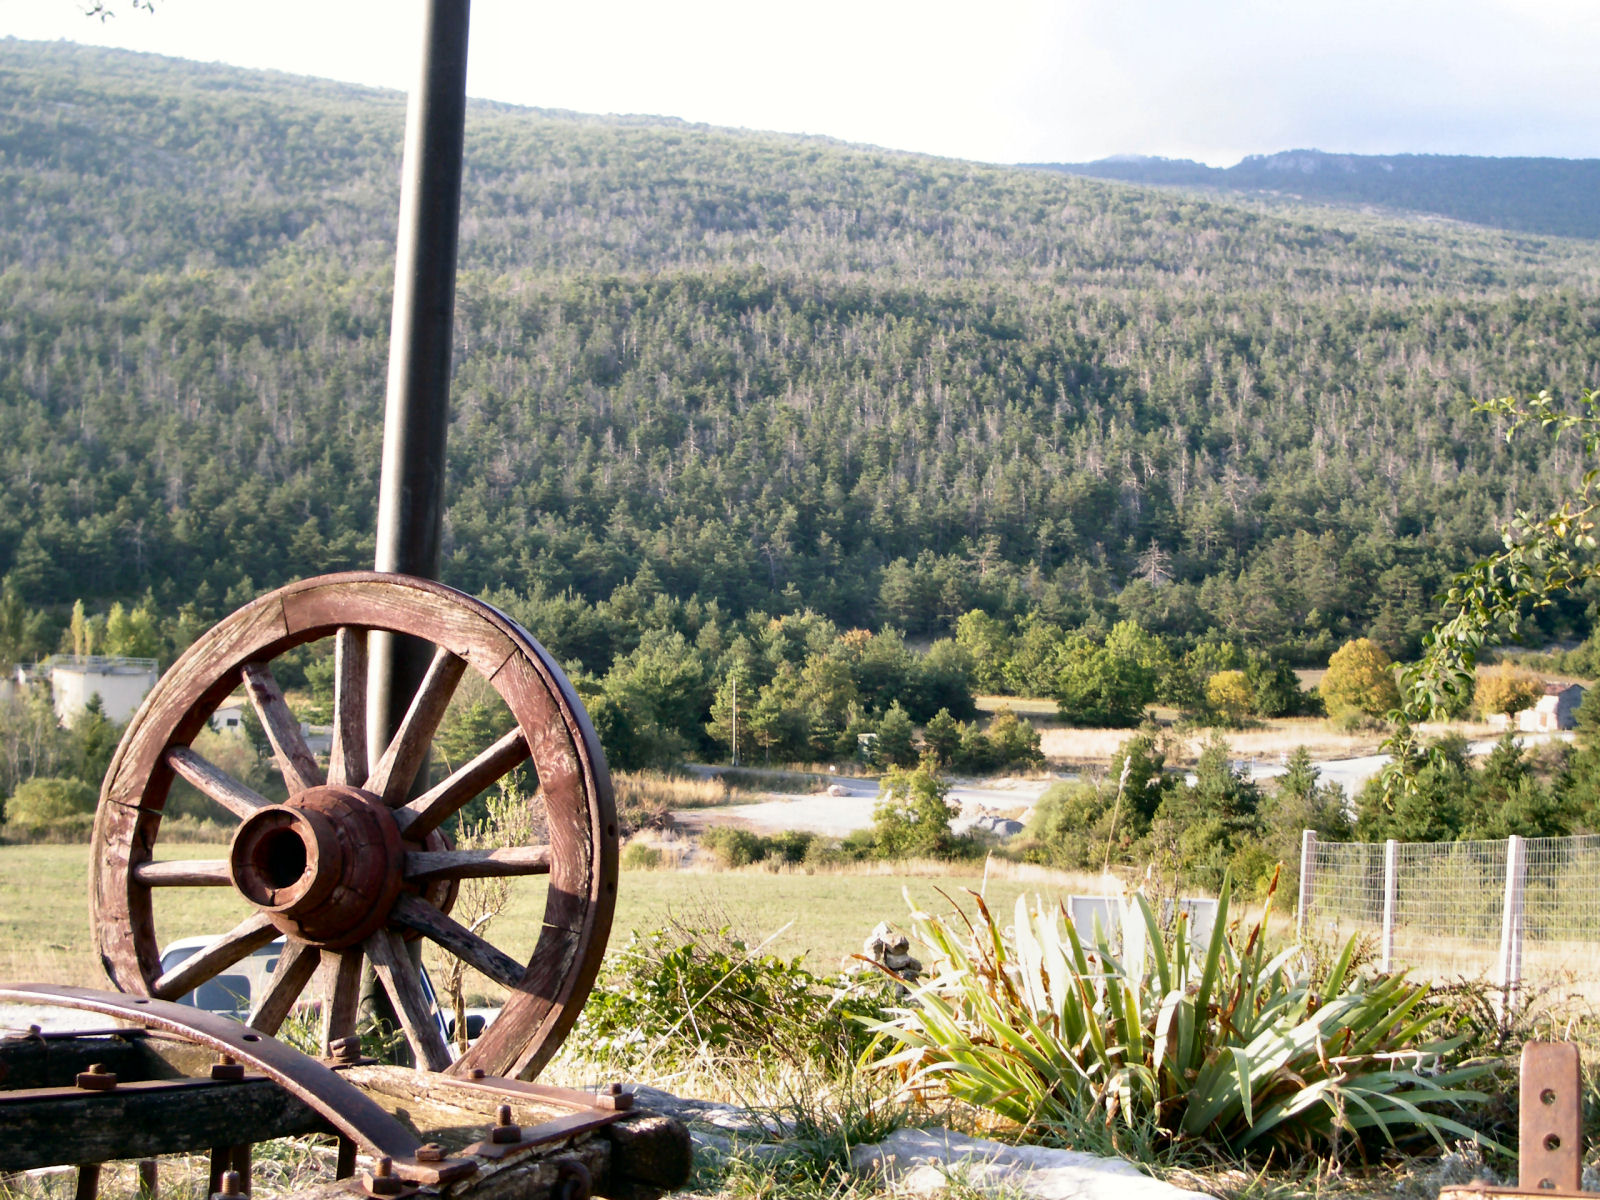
[{"left": 0, "top": 843, "right": 1113, "bottom": 992}]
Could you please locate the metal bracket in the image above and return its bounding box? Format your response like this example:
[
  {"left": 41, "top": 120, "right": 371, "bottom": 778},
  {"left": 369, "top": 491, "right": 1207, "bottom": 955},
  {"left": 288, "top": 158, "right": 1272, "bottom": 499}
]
[{"left": 1441, "top": 1040, "right": 1587, "bottom": 1199}]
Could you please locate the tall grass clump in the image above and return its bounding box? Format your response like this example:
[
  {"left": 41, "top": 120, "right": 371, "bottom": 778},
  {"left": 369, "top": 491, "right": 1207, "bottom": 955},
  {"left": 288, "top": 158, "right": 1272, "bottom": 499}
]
[
  {"left": 567, "top": 918, "right": 898, "bottom": 1079},
  {"left": 867, "top": 875, "right": 1497, "bottom": 1161}
]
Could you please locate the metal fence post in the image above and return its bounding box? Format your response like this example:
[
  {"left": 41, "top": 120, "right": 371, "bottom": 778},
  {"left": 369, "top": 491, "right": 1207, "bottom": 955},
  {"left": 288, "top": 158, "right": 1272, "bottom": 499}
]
[
  {"left": 1297, "top": 829, "right": 1317, "bottom": 938},
  {"left": 1498, "top": 834, "right": 1527, "bottom": 1019},
  {"left": 1380, "top": 838, "right": 1398, "bottom": 972}
]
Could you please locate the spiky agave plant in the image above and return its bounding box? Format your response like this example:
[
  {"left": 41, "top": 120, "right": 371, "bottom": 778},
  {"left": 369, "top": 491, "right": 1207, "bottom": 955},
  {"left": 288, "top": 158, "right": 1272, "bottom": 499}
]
[{"left": 866, "top": 875, "right": 1498, "bottom": 1159}]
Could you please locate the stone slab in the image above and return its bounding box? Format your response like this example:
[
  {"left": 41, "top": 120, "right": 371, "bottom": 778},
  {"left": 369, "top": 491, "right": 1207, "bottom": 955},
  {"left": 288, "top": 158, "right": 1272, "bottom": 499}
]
[{"left": 850, "top": 1127, "right": 1210, "bottom": 1200}]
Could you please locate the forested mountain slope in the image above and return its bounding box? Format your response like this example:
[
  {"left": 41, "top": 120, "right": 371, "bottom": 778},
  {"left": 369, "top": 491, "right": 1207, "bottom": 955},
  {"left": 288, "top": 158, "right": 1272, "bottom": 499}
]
[
  {"left": 1031, "top": 150, "right": 1600, "bottom": 242},
  {"left": 4, "top": 39, "right": 1600, "bottom": 665}
]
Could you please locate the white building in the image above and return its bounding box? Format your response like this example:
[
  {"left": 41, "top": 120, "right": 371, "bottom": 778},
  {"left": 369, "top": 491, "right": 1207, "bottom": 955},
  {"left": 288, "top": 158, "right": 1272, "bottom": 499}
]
[
  {"left": 46, "top": 655, "right": 160, "bottom": 725},
  {"left": 1519, "top": 682, "right": 1586, "bottom": 733},
  {"left": 210, "top": 701, "right": 246, "bottom": 733},
  {"left": 1487, "top": 681, "right": 1587, "bottom": 734}
]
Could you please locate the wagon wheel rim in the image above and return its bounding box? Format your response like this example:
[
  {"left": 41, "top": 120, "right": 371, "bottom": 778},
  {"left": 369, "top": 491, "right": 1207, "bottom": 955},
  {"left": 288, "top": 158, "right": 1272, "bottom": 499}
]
[{"left": 89, "top": 572, "right": 618, "bottom": 1080}]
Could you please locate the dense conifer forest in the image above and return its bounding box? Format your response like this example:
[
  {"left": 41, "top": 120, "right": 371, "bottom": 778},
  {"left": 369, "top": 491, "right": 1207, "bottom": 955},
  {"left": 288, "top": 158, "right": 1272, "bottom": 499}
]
[{"left": 5, "top": 39, "right": 1600, "bottom": 675}]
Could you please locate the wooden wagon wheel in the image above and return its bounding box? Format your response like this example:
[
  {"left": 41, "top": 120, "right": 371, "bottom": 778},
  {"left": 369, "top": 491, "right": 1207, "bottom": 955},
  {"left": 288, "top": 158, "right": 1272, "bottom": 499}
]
[{"left": 89, "top": 572, "right": 618, "bottom": 1080}]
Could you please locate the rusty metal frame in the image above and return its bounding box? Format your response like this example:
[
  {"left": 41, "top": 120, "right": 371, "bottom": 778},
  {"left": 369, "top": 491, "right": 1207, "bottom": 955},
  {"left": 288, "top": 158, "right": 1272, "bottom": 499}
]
[
  {"left": 0, "top": 984, "right": 464, "bottom": 1185},
  {"left": 3, "top": 984, "right": 637, "bottom": 1188}
]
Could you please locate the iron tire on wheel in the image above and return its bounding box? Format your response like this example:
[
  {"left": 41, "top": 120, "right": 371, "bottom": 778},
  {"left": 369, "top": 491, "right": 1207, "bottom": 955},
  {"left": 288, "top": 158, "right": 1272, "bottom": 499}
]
[{"left": 89, "top": 571, "right": 618, "bottom": 1080}]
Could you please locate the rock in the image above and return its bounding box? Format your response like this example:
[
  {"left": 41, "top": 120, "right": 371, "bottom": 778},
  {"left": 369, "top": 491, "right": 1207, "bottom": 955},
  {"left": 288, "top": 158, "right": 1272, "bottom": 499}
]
[
  {"left": 864, "top": 922, "right": 911, "bottom": 959},
  {"left": 850, "top": 1127, "right": 1209, "bottom": 1199},
  {"left": 627, "top": 1085, "right": 764, "bottom": 1132},
  {"left": 860, "top": 921, "right": 922, "bottom": 991}
]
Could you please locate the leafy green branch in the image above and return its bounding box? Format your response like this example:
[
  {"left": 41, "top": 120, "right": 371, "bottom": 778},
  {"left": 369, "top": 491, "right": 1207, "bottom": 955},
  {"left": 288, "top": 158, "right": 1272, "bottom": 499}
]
[{"left": 1381, "top": 390, "right": 1600, "bottom": 802}]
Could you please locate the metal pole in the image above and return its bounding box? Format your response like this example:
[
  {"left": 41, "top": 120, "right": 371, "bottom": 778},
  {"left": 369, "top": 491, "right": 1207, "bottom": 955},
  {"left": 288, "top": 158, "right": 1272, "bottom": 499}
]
[
  {"left": 363, "top": 0, "right": 470, "bottom": 1042},
  {"left": 1296, "top": 829, "right": 1316, "bottom": 938},
  {"left": 1379, "top": 838, "right": 1398, "bottom": 973},
  {"left": 1498, "top": 834, "right": 1527, "bottom": 1021},
  {"left": 370, "top": 0, "right": 471, "bottom": 761}
]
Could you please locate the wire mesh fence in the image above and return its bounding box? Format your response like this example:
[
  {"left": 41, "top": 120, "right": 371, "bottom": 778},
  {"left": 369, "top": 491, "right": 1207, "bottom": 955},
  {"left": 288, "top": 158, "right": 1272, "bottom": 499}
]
[{"left": 1298, "top": 831, "right": 1600, "bottom": 1002}]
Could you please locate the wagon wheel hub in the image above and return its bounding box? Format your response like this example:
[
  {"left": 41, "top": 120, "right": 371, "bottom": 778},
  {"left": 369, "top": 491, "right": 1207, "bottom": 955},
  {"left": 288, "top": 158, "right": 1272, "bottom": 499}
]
[{"left": 230, "top": 785, "right": 405, "bottom": 949}]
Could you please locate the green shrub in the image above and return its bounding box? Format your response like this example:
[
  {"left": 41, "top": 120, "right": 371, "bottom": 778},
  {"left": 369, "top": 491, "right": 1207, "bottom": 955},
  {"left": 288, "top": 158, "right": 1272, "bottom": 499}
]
[
  {"left": 700, "top": 826, "right": 770, "bottom": 868},
  {"left": 767, "top": 829, "right": 816, "bottom": 864},
  {"left": 2, "top": 812, "right": 96, "bottom": 843},
  {"left": 621, "top": 841, "right": 664, "bottom": 870},
  {"left": 570, "top": 924, "right": 894, "bottom": 1071},
  {"left": 6, "top": 776, "right": 97, "bottom": 824},
  {"left": 868, "top": 876, "right": 1496, "bottom": 1160},
  {"left": 803, "top": 834, "right": 869, "bottom": 868}
]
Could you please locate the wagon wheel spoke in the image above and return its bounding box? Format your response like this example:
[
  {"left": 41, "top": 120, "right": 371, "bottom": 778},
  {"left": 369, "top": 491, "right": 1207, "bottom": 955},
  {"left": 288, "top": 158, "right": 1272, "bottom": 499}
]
[
  {"left": 164, "top": 746, "right": 270, "bottom": 821},
  {"left": 403, "top": 845, "right": 551, "bottom": 884},
  {"left": 365, "top": 646, "right": 468, "bottom": 808},
  {"left": 394, "top": 728, "right": 530, "bottom": 839},
  {"left": 320, "top": 949, "right": 365, "bottom": 1049},
  {"left": 150, "top": 911, "right": 280, "bottom": 1001},
  {"left": 247, "top": 940, "right": 321, "bottom": 1035},
  {"left": 327, "top": 627, "right": 368, "bottom": 788},
  {"left": 365, "top": 929, "right": 453, "bottom": 1071},
  {"left": 131, "top": 858, "right": 232, "bottom": 887},
  {"left": 390, "top": 894, "right": 526, "bottom": 990},
  {"left": 241, "top": 662, "right": 323, "bottom": 794}
]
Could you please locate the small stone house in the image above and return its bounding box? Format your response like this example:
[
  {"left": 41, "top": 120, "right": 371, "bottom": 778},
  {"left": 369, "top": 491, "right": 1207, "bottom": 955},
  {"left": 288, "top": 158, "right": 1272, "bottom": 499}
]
[
  {"left": 1489, "top": 681, "right": 1587, "bottom": 733},
  {"left": 1519, "top": 682, "right": 1586, "bottom": 732}
]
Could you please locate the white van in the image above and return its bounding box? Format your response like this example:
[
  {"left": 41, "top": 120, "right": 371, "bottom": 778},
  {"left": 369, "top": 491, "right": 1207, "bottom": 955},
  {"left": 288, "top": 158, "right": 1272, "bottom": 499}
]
[{"left": 157, "top": 936, "right": 496, "bottom": 1048}]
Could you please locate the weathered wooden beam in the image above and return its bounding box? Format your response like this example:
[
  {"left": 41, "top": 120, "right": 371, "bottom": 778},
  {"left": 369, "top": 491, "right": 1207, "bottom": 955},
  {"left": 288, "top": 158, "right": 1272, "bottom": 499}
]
[
  {"left": 0, "top": 1031, "right": 164, "bottom": 1090},
  {"left": 0, "top": 1077, "right": 327, "bottom": 1172}
]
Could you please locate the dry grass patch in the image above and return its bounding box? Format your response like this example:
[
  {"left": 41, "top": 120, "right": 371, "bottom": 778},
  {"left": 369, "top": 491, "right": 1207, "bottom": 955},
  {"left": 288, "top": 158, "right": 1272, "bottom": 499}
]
[
  {"left": 614, "top": 769, "right": 735, "bottom": 817},
  {"left": 1041, "top": 715, "right": 1505, "bottom": 768},
  {"left": 973, "top": 694, "right": 1058, "bottom": 719},
  {"left": 1036, "top": 726, "right": 1148, "bottom": 764},
  {"left": 1174, "top": 718, "right": 1388, "bottom": 761}
]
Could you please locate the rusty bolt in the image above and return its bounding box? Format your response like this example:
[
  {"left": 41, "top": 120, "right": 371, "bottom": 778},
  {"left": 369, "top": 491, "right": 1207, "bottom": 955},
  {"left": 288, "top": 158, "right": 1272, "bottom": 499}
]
[
  {"left": 211, "top": 1054, "right": 245, "bottom": 1082},
  {"left": 414, "top": 1144, "right": 444, "bottom": 1164},
  {"left": 76, "top": 1062, "right": 118, "bottom": 1091},
  {"left": 328, "top": 1035, "right": 362, "bottom": 1063},
  {"left": 218, "top": 1169, "right": 243, "bottom": 1197},
  {"left": 469, "top": 1067, "right": 485, "bottom": 1080},
  {"left": 366, "top": 1157, "right": 403, "bottom": 1197},
  {"left": 604, "top": 1082, "right": 623, "bottom": 1096},
  {"left": 489, "top": 1103, "right": 521, "bottom": 1144}
]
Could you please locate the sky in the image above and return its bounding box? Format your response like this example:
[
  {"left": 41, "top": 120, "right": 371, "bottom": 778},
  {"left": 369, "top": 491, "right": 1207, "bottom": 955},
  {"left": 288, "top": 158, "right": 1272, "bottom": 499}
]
[{"left": 3, "top": 0, "right": 1599, "bottom": 167}]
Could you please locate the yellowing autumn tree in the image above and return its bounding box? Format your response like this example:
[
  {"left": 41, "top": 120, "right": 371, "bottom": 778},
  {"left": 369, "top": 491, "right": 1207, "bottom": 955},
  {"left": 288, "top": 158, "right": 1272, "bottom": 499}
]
[
  {"left": 1321, "top": 638, "right": 1401, "bottom": 718},
  {"left": 1205, "top": 669, "right": 1254, "bottom": 726},
  {"left": 1473, "top": 664, "right": 1545, "bottom": 718}
]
